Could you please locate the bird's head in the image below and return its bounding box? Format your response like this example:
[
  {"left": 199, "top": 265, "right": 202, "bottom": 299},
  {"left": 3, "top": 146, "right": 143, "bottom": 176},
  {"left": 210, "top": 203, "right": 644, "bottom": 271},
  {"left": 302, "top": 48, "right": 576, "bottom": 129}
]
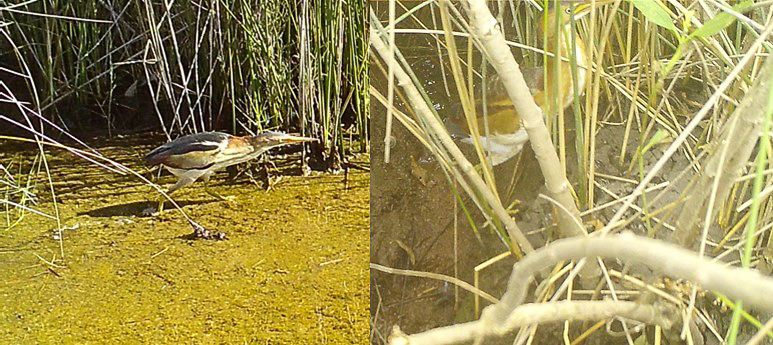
[{"left": 538, "top": 0, "right": 612, "bottom": 40}]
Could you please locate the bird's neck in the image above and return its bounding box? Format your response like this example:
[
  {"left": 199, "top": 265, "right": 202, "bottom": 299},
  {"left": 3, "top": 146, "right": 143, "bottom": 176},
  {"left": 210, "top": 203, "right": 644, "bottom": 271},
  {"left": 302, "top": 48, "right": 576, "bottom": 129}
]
[{"left": 543, "top": 26, "right": 588, "bottom": 114}]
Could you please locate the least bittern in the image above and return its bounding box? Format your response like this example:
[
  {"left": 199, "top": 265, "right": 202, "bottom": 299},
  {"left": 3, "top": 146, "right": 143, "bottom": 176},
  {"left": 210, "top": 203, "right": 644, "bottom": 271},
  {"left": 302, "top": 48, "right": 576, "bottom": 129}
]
[
  {"left": 450, "top": 0, "right": 608, "bottom": 166},
  {"left": 145, "top": 131, "right": 316, "bottom": 213}
]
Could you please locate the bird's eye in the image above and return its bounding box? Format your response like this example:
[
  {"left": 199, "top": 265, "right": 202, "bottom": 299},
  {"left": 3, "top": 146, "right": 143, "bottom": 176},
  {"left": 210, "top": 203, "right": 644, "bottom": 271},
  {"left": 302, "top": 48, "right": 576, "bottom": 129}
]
[{"left": 565, "top": 7, "right": 572, "bottom": 14}]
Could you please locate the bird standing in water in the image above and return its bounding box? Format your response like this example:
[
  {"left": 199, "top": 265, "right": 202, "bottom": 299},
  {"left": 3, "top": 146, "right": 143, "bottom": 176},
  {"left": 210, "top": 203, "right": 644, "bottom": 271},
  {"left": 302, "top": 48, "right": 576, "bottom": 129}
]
[
  {"left": 144, "top": 131, "right": 316, "bottom": 214},
  {"left": 450, "top": 0, "right": 608, "bottom": 166}
]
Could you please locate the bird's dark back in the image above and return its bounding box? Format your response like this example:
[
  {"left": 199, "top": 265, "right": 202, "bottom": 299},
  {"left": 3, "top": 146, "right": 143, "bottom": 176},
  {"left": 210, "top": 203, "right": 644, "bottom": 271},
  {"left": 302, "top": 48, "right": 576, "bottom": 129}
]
[{"left": 144, "top": 132, "right": 230, "bottom": 167}]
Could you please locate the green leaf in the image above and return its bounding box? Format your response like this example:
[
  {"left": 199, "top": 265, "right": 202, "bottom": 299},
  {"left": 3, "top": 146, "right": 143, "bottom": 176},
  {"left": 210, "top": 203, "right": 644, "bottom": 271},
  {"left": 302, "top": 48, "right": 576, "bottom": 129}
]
[
  {"left": 629, "top": 0, "right": 677, "bottom": 33},
  {"left": 642, "top": 129, "right": 671, "bottom": 154},
  {"left": 689, "top": 0, "right": 753, "bottom": 40}
]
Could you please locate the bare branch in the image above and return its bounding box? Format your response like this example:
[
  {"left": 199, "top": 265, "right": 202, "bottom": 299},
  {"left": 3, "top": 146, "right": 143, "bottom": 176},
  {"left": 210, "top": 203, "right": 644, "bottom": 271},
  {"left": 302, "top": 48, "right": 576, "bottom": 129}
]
[
  {"left": 486, "top": 234, "right": 773, "bottom": 326},
  {"left": 392, "top": 234, "right": 773, "bottom": 344},
  {"left": 389, "top": 300, "right": 677, "bottom": 345}
]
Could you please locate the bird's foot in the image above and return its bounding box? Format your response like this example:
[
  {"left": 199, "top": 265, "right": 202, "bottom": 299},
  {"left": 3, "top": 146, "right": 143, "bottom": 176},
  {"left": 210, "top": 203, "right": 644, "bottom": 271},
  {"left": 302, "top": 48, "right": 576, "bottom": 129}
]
[
  {"left": 142, "top": 198, "right": 168, "bottom": 217},
  {"left": 205, "top": 187, "right": 236, "bottom": 203},
  {"left": 142, "top": 206, "right": 160, "bottom": 217},
  {"left": 210, "top": 194, "right": 236, "bottom": 204}
]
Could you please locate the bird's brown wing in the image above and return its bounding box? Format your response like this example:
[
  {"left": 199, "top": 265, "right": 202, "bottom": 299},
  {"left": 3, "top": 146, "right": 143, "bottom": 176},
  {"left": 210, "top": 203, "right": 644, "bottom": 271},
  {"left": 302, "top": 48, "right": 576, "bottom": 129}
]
[
  {"left": 475, "top": 103, "right": 522, "bottom": 135},
  {"left": 448, "top": 66, "right": 551, "bottom": 137},
  {"left": 144, "top": 132, "right": 228, "bottom": 169},
  {"left": 447, "top": 99, "right": 523, "bottom": 137},
  {"left": 158, "top": 149, "right": 220, "bottom": 170}
]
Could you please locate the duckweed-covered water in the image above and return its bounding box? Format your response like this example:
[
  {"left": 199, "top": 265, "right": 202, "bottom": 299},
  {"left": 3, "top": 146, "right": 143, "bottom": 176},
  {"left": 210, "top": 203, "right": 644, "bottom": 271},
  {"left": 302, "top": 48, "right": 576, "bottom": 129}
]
[{"left": 0, "top": 135, "right": 369, "bottom": 343}]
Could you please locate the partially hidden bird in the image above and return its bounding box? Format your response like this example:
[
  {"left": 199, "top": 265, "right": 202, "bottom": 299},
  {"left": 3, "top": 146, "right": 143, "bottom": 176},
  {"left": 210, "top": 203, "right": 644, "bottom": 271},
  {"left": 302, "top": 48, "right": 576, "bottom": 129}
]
[
  {"left": 448, "top": 0, "right": 608, "bottom": 166},
  {"left": 144, "top": 131, "right": 317, "bottom": 213}
]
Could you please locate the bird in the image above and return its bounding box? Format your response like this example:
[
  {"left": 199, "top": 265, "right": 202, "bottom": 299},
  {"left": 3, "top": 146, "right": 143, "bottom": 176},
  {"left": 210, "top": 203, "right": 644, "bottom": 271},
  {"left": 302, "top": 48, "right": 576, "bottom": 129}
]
[
  {"left": 448, "top": 0, "right": 606, "bottom": 166},
  {"left": 144, "top": 131, "right": 317, "bottom": 213}
]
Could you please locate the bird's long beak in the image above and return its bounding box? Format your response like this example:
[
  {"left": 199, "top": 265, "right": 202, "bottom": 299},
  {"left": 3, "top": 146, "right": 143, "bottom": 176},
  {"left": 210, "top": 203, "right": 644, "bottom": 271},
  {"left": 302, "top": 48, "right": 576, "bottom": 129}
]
[
  {"left": 277, "top": 134, "right": 317, "bottom": 143},
  {"left": 256, "top": 132, "right": 318, "bottom": 143},
  {"left": 574, "top": 0, "right": 614, "bottom": 16}
]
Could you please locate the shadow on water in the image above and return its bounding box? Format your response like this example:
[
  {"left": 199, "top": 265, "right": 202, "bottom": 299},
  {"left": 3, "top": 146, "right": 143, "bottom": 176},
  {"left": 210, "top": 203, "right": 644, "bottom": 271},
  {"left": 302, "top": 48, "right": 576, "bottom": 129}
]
[{"left": 80, "top": 200, "right": 212, "bottom": 218}]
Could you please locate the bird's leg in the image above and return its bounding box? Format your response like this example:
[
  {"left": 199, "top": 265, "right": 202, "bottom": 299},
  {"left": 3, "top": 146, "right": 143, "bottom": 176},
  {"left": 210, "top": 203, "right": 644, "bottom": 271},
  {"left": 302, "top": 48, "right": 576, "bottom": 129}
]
[
  {"left": 156, "top": 177, "right": 194, "bottom": 214},
  {"left": 204, "top": 184, "right": 235, "bottom": 202},
  {"left": 202, "top": 174, "right": 236, "bottom": 203},
  {"left": 156, "top": 195, "right": 167, "bottom": 214}
]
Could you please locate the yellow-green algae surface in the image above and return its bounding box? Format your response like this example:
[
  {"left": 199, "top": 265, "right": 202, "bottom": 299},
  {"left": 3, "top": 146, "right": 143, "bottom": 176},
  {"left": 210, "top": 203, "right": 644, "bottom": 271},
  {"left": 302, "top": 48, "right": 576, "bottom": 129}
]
[{"left": 0, "top": 135, "right": 369, "bottom": 343}]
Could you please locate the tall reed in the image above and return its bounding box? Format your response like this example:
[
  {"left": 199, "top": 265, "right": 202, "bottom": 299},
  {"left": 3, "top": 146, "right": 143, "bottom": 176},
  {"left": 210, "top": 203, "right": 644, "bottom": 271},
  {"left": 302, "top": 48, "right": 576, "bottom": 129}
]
[{"left": 0, "top": 0, "right": 368, "bottom": 232}]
